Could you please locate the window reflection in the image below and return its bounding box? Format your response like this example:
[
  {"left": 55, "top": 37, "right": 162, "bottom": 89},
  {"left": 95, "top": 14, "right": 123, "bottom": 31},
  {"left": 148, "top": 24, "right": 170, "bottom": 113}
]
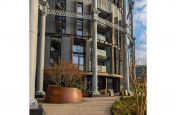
[
  {"left": 73, "top": 43, "right": 85, "bottom": 71},
  {"left": 76, "top": 2, "right": 83, "bottom": 36},
  {"left": 55, "top": 0, "right": 66, "bottom": 34},
  {"left": 76, "top": 19, "right": 83, "bottom": 36},
  {"left": 50, "top": 37, "right": 61, "bottom": 65}
]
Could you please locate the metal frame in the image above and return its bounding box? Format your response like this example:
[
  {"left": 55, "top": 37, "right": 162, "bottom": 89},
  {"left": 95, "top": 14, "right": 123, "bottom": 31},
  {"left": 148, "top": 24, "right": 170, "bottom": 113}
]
[
  {"left": 46, "top": 9, "right": 132, "bottom": 42},
  {"left": 47, "top": 9, "right": 92, "bottom": 20}
]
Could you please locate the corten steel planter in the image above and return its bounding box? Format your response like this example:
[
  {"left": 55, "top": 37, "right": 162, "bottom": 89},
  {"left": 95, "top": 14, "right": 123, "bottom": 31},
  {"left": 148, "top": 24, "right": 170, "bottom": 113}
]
[{"left": 44, "top": 85, "right": 82, "bottom": 103}]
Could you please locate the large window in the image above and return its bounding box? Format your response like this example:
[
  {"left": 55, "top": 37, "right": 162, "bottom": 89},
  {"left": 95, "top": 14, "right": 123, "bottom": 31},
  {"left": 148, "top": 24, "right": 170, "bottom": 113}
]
[
  {"left": 76, "top": 2, "right": 83, "bottom": 36},
  {"left": 56, "top": 0, "right": 66, "bottom": 10},
  {"left": 98, "top": 61, "right": 105, "bottom": 66},
  {"left": 76, "top": 19, "right": 83, "bottom": 36},
  {"left": 50, "top": 37, "right": 61, "bottom": 65},
  {"left": 73, "top": 43, "right": 85, "bottom": 71},
  {"left": 89, "top": 48, "right": 92, "bottom": 71},
  {"left": 55, "top": 0, "right": 66, "bottom": 34},
  {"left": 77, "top": 2, "right": 83, "bottom": 13}
]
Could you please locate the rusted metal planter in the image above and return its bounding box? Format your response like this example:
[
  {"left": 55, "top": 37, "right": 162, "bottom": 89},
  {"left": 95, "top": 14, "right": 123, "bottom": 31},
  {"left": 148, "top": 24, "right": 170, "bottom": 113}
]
[{"left": 44, "top": 85, "right": 82, "bottom": 103}]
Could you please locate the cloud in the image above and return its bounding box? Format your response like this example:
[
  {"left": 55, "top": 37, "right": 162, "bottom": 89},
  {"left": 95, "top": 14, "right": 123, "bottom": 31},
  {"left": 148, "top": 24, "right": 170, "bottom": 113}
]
[
  {"left": 134, "top": 0, "right": 147, "bottom": 28},
  {"left": 133, "top": 0, "right": 147, "bottom": 65},
  {"left": 135, "top": 31, "right": 147, "bottom": 64},
  {"left": 134, "top": 13, "right": 146, "bottom": 28},
  {"left": 136, "top": 44, "right": 146, "bottom": 57},
  {"left": 134, "top": 0, "right": 146, "bottom": 10}
]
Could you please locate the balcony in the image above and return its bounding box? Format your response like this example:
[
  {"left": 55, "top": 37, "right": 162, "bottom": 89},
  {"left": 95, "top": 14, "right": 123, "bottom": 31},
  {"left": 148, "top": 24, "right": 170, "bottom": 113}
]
[
  {"left": 97, "top": 0, "right": 111, "bottom": 14},
  {"left": 78, "top": 65, "right": 85, "bottom": 71},
  {"left": 97, "top": 34, "right": 110, "bottom": 45},
  {"left": 97, "top": 49, "right": 107, "bottom": 58},
  {"left": 97, "top": 34, "right": 106, "bottom": 41},
  {"left": 97, "top": 23, "right": 109, "bottom": 34},
  {"left": 88, "top": 62, "right": 107, "bottom": 72},
  {"left": 98, "top": 65, "right": 107, "bottom": 73}
]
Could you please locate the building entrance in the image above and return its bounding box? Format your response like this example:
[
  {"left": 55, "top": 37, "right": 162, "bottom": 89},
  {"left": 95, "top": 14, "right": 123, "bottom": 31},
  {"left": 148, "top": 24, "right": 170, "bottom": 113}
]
[{"left": 86, "top": 76, "right": 120, "bottom": 95}]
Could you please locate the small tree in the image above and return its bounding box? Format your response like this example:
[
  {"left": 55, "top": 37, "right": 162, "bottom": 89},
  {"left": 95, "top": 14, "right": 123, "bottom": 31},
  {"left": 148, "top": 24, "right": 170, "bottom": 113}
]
[
  {"left": 44, "top": 61, "right": 85, "bottom": 90},
  {"left": 129, "top": 67, "right": 147, "bottom": 115},
  {"left": 112, "top": 66, "right": 147, "bottom": 115}
]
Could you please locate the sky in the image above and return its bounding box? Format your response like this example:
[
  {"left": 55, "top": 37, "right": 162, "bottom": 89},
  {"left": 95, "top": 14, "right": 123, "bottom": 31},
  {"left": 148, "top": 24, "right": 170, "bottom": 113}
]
[{"left": 133, "top": 0, "right": 147, "bottom": 65}]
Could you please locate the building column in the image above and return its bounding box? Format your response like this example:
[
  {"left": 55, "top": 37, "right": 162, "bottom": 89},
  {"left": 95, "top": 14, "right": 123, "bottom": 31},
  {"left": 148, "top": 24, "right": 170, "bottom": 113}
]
[
  {"left": 132, "top": 41, "right": 136, "bottom": 77},
  {"left": 85, "top": 40, "right": 90, "bottom": 71},
  {"left": 36, "top": 0, "right": 47, "bottom": 96},
  {"left": 111, "top": 4, "right": 115, "bottom": 74},
  {"left": 130, "top": 1, "right": 136, "bottom": 77},
  {"left": 106, "top": 77, "right": 108, "bottom": 94},
  {"left": 92, "top": 0, "right": 100, "bottom": 95},
  {"left": 30, "top": 0, "right": 39, "bottom": 109},
  {"left": 84, "top": 77, "right": 87, "bottom": 93},
  {"left": 122, "top": 0, "right": 130, "bottom": 91}
]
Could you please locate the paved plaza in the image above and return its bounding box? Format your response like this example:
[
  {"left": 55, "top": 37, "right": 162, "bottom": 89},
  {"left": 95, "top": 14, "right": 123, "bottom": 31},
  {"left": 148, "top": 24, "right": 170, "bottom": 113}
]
[{"left": 40, "top": 96, "right": 120, "bottom": 115}]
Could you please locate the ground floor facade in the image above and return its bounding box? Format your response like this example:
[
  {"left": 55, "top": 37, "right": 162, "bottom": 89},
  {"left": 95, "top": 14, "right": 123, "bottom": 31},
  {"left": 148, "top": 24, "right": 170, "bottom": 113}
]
[
  {"left": 43, "top": 74, "right": 122, "bottom": 96},
  {"left": 38, "top": 34, "right": 123, "bottom": 96},
  {"left": 85, "top": 75, "right": 120, "bottom": 95}
]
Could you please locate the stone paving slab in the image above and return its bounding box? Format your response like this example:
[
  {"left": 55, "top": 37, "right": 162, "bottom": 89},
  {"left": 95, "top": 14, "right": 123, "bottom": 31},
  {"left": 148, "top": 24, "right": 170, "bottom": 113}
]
[{"left": 40, "top": 97, "right": 120, "bottom": 115}]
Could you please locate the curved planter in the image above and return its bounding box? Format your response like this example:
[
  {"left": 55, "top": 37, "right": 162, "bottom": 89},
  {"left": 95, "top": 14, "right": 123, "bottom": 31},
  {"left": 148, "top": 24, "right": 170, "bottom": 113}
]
[{"left": 44, "top": 85, "right": 82, "bottom": 103}]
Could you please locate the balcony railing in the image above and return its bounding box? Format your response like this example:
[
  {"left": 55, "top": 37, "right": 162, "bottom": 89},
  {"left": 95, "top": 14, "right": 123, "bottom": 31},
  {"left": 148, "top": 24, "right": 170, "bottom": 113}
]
[
  {"left": 98, "top": 65, "right": 107, "bottom": 73},
  {"left": 97, "top": 49, "right": 107, "bottom": 58},
  {"left": 79, "top": 65, "right": 85, "bottom": 71},
  {"left": 88, "top": 62, "right": 106, "bottom": 72},
  {"left": 97, "top": 34, "right": 106, "bottom": 41},
  {"left": 97, "top": 0, "right": 111, "bottom": 13}
]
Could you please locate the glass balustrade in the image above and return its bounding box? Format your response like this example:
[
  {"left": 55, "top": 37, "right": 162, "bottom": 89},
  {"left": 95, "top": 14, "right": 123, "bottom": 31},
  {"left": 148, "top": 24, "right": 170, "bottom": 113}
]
[
  {"left": 98, "top": 65, "right": 107, "bottom": 73},
  {"left": 97, "top": 49, "right": 107, "bottom": 58},
  {"left": 97, "top": 34, "right": 106, "bottom": 41}
]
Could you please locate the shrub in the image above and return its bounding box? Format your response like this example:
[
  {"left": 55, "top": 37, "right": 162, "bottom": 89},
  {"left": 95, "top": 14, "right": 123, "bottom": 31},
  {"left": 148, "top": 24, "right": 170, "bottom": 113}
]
[
  {"left": 44, "top": 61, "right": 85, "bottom": 90},
  {"left": 112, "top": 67, "right": 147, "bottom": 115}
]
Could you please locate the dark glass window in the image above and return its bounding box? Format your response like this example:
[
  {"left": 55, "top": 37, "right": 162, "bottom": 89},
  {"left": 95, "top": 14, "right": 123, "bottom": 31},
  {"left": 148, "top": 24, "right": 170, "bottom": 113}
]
[
  {"left": 50, "top": 37, "right": 61, "bottom": 65},
  {"left": 77, "top": 20, "right": 83, "bottom": 30},
  {"left": 97, "top": 46, "right": 105, "bottom": 50},
  {"left": 55, "top": 0, "right": 66, "bottom": 34},
  {"left": 76, "top": 2, "right": 83, "bottom": 36},
  {"left": 107, "top": 78, "right": 113, "bottom": 89},
  {"left": 76, "top": 19, "right": 83, "bottom": 36},
  {"left": 77, "top": 2, "right": 83, "bottom": 13},
  {"left": 56, "top": 0, "right": 66, "bottom": 10},
  {"left": 73, "top": 43, "right": 85, "bottom": 71},
  {"left": 98, "top": 61, "right": 105, "bottom": 66},
  {"left": 50, "top": 38, "right": 61, "bottom": 52}
]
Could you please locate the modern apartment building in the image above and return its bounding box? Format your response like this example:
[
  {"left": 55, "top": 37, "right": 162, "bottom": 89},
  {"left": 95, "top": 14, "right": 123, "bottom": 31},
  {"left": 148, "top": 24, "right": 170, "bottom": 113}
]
[
  {"left": 136, "top": 65, "right": 147, "bottom": 78},
  {"left": 35, "top": 0, "right": 132, "bottom": 95}
]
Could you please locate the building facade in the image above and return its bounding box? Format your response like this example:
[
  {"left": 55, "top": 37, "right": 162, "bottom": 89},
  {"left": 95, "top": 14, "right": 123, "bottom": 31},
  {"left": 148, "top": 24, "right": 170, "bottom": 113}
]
[
  {"left": 136, "top": 65, "right": 147, "bottom": 78},
  {"left": 35, "top": 0, "right": 133, "bottom": 96}
]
